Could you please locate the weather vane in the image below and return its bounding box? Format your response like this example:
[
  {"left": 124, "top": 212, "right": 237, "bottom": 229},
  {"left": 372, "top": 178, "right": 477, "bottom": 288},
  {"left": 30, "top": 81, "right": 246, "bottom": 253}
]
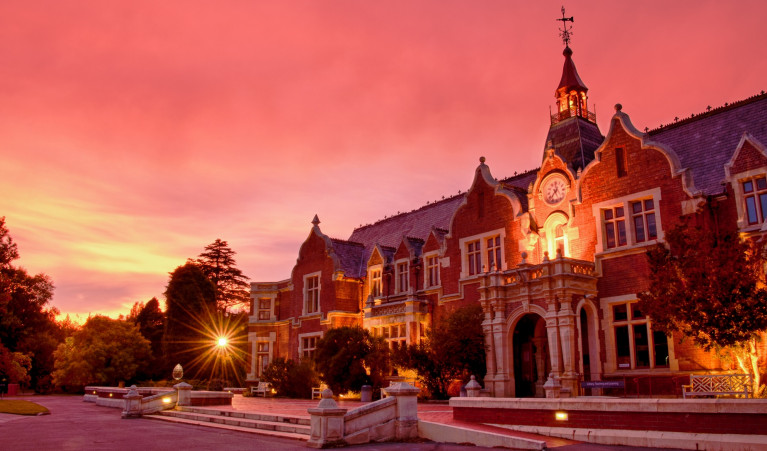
[{"left": 556, "top": 6, "right": 574, "bottom": 47}]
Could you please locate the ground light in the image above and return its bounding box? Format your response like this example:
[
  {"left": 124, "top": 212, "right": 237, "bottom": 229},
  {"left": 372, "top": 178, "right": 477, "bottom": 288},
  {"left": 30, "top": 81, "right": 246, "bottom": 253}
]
[{"left": 555, "top": 411, "right": 568, "bottom": 421}]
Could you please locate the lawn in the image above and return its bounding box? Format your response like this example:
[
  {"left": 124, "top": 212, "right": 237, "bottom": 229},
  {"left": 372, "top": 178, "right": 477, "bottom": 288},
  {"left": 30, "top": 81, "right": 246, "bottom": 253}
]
[{"left": 0, "top": 400, "right": 50, "bottom": 415}]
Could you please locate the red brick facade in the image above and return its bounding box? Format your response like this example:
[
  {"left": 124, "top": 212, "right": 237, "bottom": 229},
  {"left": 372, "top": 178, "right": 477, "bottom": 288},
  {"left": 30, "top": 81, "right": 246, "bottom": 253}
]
[{"left": 246, "top": 45, "right": 767, "bottom": 397}]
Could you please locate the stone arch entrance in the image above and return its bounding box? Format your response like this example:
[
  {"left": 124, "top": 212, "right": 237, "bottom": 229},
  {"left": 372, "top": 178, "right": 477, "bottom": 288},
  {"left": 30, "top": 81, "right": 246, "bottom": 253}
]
[
  {"left": 577, "top": 299, "right": 601, "bottom": 391},
  {"left": 512, "top": 314, "right": 550, "bottom": 398}
]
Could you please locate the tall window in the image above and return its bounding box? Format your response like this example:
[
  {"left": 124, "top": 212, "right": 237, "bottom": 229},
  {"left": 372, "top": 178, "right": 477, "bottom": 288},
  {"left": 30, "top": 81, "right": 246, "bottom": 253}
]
[
  {"left": 603, "top": 206, "right": 627, "bottom": 249},
  {"left": 256, "top": 342, "right": 270, "bottom": 376},
  {"left": 486, "top": 236, "right": 501, "bottom": 271},
  {"left": 616, "top": 147, "right": 627, "bottom": 178},
  {"left": 382, "top": 323, "right": 407, "bottom": 349},
  {"left": 302, "top": 336, "right": 318, "bottom": 359},
  {"left": 305, "top": 275, "right": 320, "bottom": 314},
  {"left": 370, "top": 268, "right": 382, "bottom": 298},
  {"left": 426, "top": 255, "right": 440, "bottom": 287},
  {"left": 396, "top": 262, "right": 409, "bottom": 293},
  {"left": 612, "top": 301, "right": 668, "bottom": 370},
  {"left": 467, "top": 240, "right": 481, "bottom": 275},
  {"left": 257, "top": 298, "right": 271, "bottom": 320},
  {"left": 743, "top": 176, "right": 767, "bottom": 225},
  {"left": 631, "top": 199, "right": 657, "bottom": 243}
]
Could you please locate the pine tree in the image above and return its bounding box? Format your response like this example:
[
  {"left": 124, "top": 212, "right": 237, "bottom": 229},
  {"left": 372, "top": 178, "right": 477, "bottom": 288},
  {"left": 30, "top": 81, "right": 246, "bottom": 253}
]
[{"left": 195, "top": 239, "right": 250, "bottom": 312}]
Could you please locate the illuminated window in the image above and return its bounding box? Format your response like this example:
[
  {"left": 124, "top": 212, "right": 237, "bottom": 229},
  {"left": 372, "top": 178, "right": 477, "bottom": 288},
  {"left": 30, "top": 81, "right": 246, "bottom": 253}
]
[
  {"left": 743, "top": 177, "right": 767, "bottom": 225},
  {"left": 426, "top": 255, "right": 440, "bottom": 288},
  {"left": 258, "top": 298, "right": 272, "bottom": 320},
  {"left": 382, "top": 323, "right": 408, "bottom": 349},
  {"left": 396, "top": 262, "right": 409, "bottom": 293},
  {"left": 370, "top": 268, "right": 382, "bottom": 298},
  {"left": 486, "top": 236, "right": 501, "bottom": 271},
  {"left": 256, "top": 342, "right": 270, "bottom": 376},
  {"left": 612, "top": 301, "right": 668, "bottom": 370},
  {"left": 631, "top": 199, "right": 657, "bottom": 243},
  {"left": 467, "top": 241, "right": 481, "bottom": 275},
  {"left": 603, "top": 207, "right": 627, "bottom": 249},
  {"left": 304, "top": 274, "right": 320, "bottom": 315}
]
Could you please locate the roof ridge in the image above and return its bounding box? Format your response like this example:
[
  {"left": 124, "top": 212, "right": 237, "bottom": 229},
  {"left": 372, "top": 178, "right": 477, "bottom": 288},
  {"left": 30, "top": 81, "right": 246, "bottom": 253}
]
[
  {"left": 353, "top": 192, "right": 464, "bottom": 232},
  {"left": 648, "top": 90, "right": 767, "bottom": 135},
  {"left": 330, "top": 238, "right": 365, "bottom": 247},
  {"left": 499, "top": 167, "right": 541, "bottom": 183}
]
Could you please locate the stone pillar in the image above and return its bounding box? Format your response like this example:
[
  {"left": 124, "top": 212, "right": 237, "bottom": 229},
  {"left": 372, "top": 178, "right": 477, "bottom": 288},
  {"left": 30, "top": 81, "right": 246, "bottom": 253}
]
[
  {"left": 558, "top": 300, "right": 579, "bottom": 397},
  {"left": 121, "top": 385, "right": 142, "bottom": 419},
  {"left": 465, "top": 375, "right": 482, "bottom": 397},
  {"left": 532, "top": 337, "right": 547, "bottom": 398},
  {"left": 481, "top": 302, "right": 496, "bottom": 377},
  {"left": 545, "top": 300, "right": 563, "bottom": 398},
  {"left": 307, "top": 389, "right": 348, "bottom": 448},
  {"left": 384, "top": 382, "right": 420, "bottom": 440},
  {"left": 175, "top": 382, "right": 192, "bottom": 407},
  {"left": 491, "top": 301, "right": 509, "bottom": 397}
]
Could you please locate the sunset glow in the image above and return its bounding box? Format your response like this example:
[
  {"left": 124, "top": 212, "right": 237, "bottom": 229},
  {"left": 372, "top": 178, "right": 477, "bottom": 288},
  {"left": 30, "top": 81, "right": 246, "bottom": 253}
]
[{"left": 1, "top": 1, "right": 764, "bottom": 320}]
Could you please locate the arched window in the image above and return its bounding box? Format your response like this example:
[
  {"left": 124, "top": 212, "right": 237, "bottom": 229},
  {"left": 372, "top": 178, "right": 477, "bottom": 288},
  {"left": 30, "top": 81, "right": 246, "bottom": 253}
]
[{"left": 544, "top": 212, "right": 569, "bottom": 258}]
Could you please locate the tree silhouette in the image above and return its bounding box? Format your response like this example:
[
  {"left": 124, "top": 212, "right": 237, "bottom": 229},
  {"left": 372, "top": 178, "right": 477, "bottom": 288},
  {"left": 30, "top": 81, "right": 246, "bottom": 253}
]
[{"left": 195, "top": 239, "right": 250, "bottom": 312}]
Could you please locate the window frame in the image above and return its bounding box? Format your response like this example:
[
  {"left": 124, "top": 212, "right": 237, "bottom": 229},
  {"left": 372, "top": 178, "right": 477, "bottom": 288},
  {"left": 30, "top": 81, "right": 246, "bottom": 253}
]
[
  {"left": 592, "top": 188, "right": 663, "bottom": 255},
  {"left": 298, "top": 332, "right": 322, "bottom": 360},
  {"left": 302, "top": 271, "right": 321, "bottom": 316},
  {"left": 395, "top": 260, "right": 409, "bottom": 294},
  {"left": 459, "top": 228, "right": 506, "bottom": 278},
  {"left": 609, "top": 300, "right": 669, "bottom": 371},
  {"left": 425, "top": 253, "right": 440, "bottom": 288},
  {"left": 368, "top": 265, "right": 383, "bottom": 299}
]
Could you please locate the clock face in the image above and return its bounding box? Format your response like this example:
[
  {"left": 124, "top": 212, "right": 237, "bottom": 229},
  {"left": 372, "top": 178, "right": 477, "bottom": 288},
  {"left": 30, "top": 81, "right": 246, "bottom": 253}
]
[{"left": 543, "top": 175, "right": 568, "bottom": 205}]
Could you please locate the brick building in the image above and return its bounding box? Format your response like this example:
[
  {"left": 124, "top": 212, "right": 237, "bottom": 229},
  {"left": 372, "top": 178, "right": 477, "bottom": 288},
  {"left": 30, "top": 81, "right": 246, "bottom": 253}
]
[{"left": 246, "top": 43, "right": 767, "bottom": 397}]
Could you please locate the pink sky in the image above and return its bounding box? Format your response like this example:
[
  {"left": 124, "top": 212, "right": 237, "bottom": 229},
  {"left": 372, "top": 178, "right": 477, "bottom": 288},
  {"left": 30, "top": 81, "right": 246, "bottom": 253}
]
[{"left": 1, "top": 1, "right": 765, "bottom": 321}]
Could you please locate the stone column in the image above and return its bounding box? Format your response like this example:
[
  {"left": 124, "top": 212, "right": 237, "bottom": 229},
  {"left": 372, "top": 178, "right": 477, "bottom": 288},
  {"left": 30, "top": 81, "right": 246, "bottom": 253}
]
[
  {"left": 481, "top": 302, "right": 496, "bottom": 377},
  {"left": 307, "top": 389, "right": 348, "bottom": 448},
  {"left": 544, "top": 300, "right": 562, "bottom": 398},
  {"left": 558, "top": 300, "right": 579, "bottom": 397},
  {"left": 384, "top": 382, "right": 420, "bottom": 440},
  {"left": 532, "top": 337, "right": 547, "bottom": 398},
  {"left": 175, "top": 382, "right": 192, "bottom": 407},
  {"left": 121, "top": 385, "right": 142, "bottom": 419},
  {"left": 491, "top": 300, "right": 509, "bottom": 396}
]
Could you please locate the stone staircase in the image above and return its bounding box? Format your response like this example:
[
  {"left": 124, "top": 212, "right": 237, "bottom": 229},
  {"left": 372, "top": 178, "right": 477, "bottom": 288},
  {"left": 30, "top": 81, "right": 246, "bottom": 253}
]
[{"left": 146, "top": 406, "right": 311, "bottom": 441}]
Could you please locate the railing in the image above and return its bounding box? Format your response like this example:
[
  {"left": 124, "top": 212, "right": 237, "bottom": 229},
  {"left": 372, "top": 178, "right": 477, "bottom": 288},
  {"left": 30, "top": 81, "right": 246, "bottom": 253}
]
[
  {"left": 550, "top": 108, "right": 597, "bottom": 125},
  {"left": 502, "top": 257, "right": 596, "bottom": 286}
]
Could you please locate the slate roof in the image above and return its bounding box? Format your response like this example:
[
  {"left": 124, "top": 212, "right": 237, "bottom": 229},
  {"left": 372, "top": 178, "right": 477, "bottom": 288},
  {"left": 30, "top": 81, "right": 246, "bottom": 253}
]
[
  {"left": 329, "top": 238, "right": 366, "bottom": 279},
  {"left": 500, "top": 168, "right": 539, "bottom": 213},
  {"left": 348, "top": 195, "right": 465, "bottom": 252},
  {"left": 648, "top": 92, "right": 767, "bottom": 196},
  {"left": 545, "top": 116, "right": 604, "bottom": 172}
]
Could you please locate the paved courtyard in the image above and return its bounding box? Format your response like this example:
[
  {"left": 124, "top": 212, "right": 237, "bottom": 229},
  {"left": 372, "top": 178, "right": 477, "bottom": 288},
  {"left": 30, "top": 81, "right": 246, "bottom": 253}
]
[{"left": 0, "top": 395, "right": 679, "bottom": 450}]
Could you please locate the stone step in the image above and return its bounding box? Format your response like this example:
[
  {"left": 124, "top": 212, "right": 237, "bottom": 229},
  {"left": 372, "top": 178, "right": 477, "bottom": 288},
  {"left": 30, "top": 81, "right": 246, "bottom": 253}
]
[
  {"left": 146, "top": 414, "right": 309, "bottom": 441},
  {"left": 154, "top": 409, "right": 311, "bottom": 437},
  {"left": 175, "top": 405, "right": 310, "bottom": 426}
]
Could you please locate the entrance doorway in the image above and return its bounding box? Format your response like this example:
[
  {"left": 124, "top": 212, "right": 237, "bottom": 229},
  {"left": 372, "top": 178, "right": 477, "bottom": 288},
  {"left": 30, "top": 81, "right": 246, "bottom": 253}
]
[{"left": 512, "top": 314, "right": 549, "bottom": 397}]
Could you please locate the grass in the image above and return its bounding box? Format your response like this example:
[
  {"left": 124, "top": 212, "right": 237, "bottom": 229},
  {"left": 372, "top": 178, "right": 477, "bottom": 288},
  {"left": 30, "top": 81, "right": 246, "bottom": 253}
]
[{"left": 0, "top": 400, "right": 50, "bottom": 415}]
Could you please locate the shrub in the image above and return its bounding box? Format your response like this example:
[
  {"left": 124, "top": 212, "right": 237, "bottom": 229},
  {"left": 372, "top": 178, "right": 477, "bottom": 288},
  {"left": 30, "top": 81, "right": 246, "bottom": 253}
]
[{"left": 261, "top": 358, "right": 318, "bottom": 398}]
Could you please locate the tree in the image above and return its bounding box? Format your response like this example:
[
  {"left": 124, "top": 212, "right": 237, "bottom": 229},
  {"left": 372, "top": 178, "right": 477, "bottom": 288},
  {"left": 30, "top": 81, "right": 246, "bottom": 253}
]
[
  {"left": 638, "top": 221, "right": 767, "bottom": 396},
  {"left": 313, "top": 326, "right": 389, "bottom": 395},
  {"left": 162, "top": 263, "right": 218, "bottom": 379},
  {"left": 0, "top": 217, "right": 60, "bottom": 392},
  {"left": 51, "top": 316, "right": 151, "bottom": 390},
  {"left": 0, "top": 344, "right": 32, "bottom": 385},
  {"left": 393, "top": 304, "right": 486, "bottom": 399},
  {"left": 194, "top": 239, "right": 250, "bottom": 311},
  {"left": 261, "top": 357, "right": 318, "bottom": 398},
  {"left": 129, "top": 298, "right": 165, "bottom": 380}
]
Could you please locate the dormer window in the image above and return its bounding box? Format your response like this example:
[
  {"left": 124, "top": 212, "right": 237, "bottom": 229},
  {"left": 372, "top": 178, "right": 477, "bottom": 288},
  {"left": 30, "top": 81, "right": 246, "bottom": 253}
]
[
  {"left": 369, "top": 267, "right": 382, "bottom": 298},
  {"left": 743, "top": 177, "right": 767, "bottom": 225},
  {"left": 303, "top": 273, "right": 320, "bottom": 315},
  {"left": 396, "top": 261, "right": 409, "bottom": 294},
  {"left": 425, "top": 254, "right": 440, "bottom": 288}
]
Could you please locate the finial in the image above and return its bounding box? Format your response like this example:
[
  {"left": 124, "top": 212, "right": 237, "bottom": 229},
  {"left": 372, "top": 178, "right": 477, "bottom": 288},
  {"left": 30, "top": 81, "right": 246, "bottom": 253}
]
[
  {"left": 614, "top": 103, "right": 622, "bottom": 112},
  {"left": 556, "top": 6, "right": 574, "bottom": 47},
  {"left": 312, "top": 214, "right": 320, "bottom": 226},
  {"left": 479, "top": 156, "right": 486, "bottom": 164}
]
